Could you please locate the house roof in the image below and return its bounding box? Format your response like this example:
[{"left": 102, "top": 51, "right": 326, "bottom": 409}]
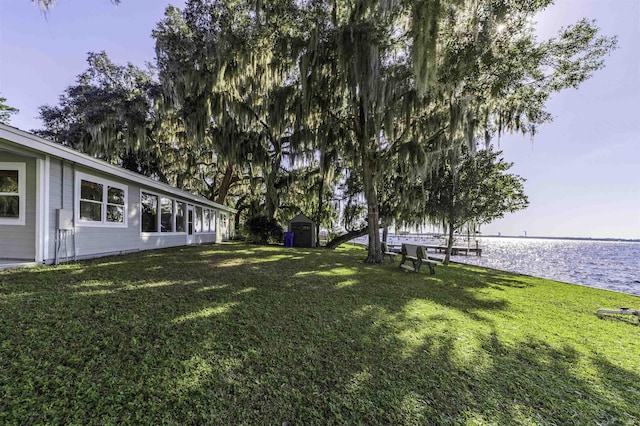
[{"left": 0, "top": 123, "right": 236, "bottom": 213}]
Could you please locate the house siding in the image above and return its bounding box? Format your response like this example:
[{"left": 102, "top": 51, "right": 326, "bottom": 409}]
[
  {"left": 48, "top": 166, "right": 220, "bottom": 262},
  {"left": 0, "top": 152, "right": 36, "bottom": 259},
  {"left": 46, "top": 158, "right": 74, "bottom": 261},
  {"left": 70, "top": 167, "right": 141, "bottom": 259},
  {"left": 1, "top": 125, "right": 236, "bottom": 266}
]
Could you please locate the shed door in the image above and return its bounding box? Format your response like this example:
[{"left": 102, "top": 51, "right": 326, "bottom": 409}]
[{"left": 291, "top": 222, "right": 312, "bottom": 247}]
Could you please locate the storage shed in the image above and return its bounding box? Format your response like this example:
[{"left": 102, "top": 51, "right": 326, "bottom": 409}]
[{"left": 287, "top": 214, "right": 316, "bottom": 248}]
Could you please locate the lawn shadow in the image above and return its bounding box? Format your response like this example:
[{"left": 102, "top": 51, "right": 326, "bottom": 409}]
[{"left": 1, "top": 242, "right": 638, "bottom": 424}]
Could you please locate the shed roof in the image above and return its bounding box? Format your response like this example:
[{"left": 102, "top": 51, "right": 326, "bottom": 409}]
[
  {"left": 289, "top": 214, "right": 315, "bottom": 223},
  {"left": 0, "top": 123, "right": 236, "bottom": 213}
]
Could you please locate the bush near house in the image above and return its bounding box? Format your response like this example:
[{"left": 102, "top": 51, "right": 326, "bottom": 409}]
[{"left": 243, "top": 215, "right": 284, "bottom": 244}]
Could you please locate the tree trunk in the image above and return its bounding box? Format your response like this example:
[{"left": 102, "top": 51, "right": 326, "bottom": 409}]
[
  {"left": 234, "top": 206, "right": 246, "bottom": 237},
  {"left": 215, "top": 163, "right": 235, "bottom": 205},
  {"left": 325, "top": 226, "right": 369, "bottom": 249},
  {"left": 265, "top": 152, "right": 281, "bottom": 220},
  {"left": 362, "top": 150, "right": 382, "bottom": 263},
  {"left": 234, "top": 196, "right": 248, "bottom": 235},
  {"left": 315, "top": 177, "right": 324, "bottom": 247},
  {"left": 444, "top": 222, "right": 455, "bottom": 265}
]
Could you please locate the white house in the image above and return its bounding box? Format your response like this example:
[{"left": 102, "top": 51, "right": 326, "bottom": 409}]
[{"left": 0, "top": 123, "right": 236, "bottom": 269}]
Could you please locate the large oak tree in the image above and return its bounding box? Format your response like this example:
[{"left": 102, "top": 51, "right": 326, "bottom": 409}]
[
  {"left": 296, "top": 0, "right": 616, "bottom": 262},
  {"left": 34, "top": 1, "right": 616, "bottom": 259}
]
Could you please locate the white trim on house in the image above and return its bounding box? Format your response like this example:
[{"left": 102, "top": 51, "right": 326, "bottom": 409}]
[
  {"left": 186, "top": 205, "right": 195, "bottom": 245},
  {"left": 43, "top": 156, "right": 50, "bottom": 262},
  {"left": 0, "top": 161, "right": 26, "bottom": 226},
  {"left": 35, "top": 157, "right": 50, "bottom": 262},
  {"left": 0, "top": 124, "right": 236, "bottom": 215}
]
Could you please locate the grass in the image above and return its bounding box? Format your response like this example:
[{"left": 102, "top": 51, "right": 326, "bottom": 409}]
[{"left": 1, "top": 242, "right": 639, "bottom": 425}]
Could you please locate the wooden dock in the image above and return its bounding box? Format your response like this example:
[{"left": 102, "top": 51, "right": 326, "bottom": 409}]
[
  {"left": 423, "top": 245, "right": 482, "bottom": 256},
  {"left": 388, "top": 244, "right": 482, "bottom": 257}
]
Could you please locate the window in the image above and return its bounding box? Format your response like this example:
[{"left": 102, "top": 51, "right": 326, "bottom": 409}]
[
  {"left": 107, "top": 187, "right": 125, "bottom": 223},
  {"left": 203, "top": 209, "right": 210, "bottom": 232},
  {"left": 210, "top": 210, "right": 216, "bottom": 232},
  {"left": 176, "top": 202, "right": 186, "bottom": 232},
  {"left": 220, "top": 213, "right": 228, "bottom": 234},
  {"left": 142, "top": 194, "right": 191, "bottom": 234},
  {"left": 0, "top": 163, "right": 26, "bottom": 225},
  {"left": 195, "top": 207, "right": 202, "bottom": 233},
  {"left": 161, "top": 197, "right": 173, "bottom": 232},
  {"left": 76, "top": 173, "right": 127, "bottom": 227},
  {"left": 80, "top": 181, "right": 103, "bottom": 222},
  {"left": 141, "top": 192, "right": 158, "bottom": 232}
]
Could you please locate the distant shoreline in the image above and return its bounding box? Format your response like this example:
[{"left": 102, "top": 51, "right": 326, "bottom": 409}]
[
  {"left": 390, "top": 233, "right": 640, "bottom": 243},
  {"left": 474, "top": 235, "right": 640, "bottom": 243}
]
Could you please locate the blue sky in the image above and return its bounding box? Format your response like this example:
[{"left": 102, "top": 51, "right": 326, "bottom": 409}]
[{"left": 1, "top": 0, "right": 638, "bottom": 239}]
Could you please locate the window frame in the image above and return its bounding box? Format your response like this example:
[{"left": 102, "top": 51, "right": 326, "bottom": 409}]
[
  {"left": 209, "top": 209, "right": 217, "bottom": 232},
  {"left": 175, "top": 201, "right": 187, "bottom": 233},
  {"left": 140, "top": 190, "right": 190, "bottom": 235},
  {"left": 140, "top": 191, "right": 159, "bottom": 233},
  {"left": 0, "top": 162, "right": 26, "bottom": 226},
  {"left": 203, "top": 209, "right": 210, "bottom": 232},
  {"left": 160, "top": 196, "right": 174, "bottom": 233},
  {"left": 75, "top": 172, "right": 128, "bottom": 228},
  {"left": 138, "top": 188, "right": 217, "bottom": 235},
  {"left": 193, "top": 206, "right": 201, "bottom": 233}
]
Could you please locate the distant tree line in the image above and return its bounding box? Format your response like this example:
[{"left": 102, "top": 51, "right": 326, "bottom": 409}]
[{"left": 0, "top": 95, "right": 19, "bottom": 125}]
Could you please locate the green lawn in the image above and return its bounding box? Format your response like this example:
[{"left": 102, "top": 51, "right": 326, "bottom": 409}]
[{"left": 1, "top": 243, "right": 638, "bottom": 425}]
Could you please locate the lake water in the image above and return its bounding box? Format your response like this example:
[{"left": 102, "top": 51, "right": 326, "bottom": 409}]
[{"left": 360, "top": 235, "right": 640, "bottom": 296}]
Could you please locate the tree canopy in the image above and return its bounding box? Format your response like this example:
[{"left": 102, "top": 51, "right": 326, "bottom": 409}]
[
  {"left": 0, "top": 95, "right": 19, "bottom": 125},
  {"left": 33, "top": 0, "right": 120, "bottom": 9},
  {"left": 292, "top": 0, "right": 615, "bottom": 261},
  {"left": 35, "top": 0, "right": 617, "bottom": 260},
  {"left": 36, "top": 51, "right": 165, "bottom": 177},
  {"left": 424, "top": 146, "right": 529, "bottom": 264}
]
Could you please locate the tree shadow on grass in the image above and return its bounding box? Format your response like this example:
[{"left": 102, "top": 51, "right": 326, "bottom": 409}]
[
  {"left": 1, "top": 243, "right": 638, "bottom": 424},
  {"left": 452, "top": 264, "right": 536, "bottom": 289}
]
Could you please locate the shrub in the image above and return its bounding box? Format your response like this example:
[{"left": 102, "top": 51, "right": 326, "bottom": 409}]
[{"left": 243, "top": 215, "right": 284, "bottom": 244}]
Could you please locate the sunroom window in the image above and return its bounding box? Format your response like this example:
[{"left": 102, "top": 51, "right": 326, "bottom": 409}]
[
  {"left": 203, "top": 209, "right": 210, "bottom": 232},
  {"left": 175, "top": 202, "right": 186, "bottom": 232},
  {"left": 142, "top": 194, "right": 190, "bottom": 234},
  {"left": 141, "top": 192, "right": 158, "bottom": 232},
  {"left": 195, "top": 207, "right": 202, "bottom": 233},
  {"left": 209, "top": 210, "right": 216, "bottom": 231},
  {"left": 160, "top": 197, "right": 173, "bottom": 232}
]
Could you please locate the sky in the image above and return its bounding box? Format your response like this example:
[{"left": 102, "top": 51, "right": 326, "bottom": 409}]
[{"left": 1, "top": 0, "right": 639, "bottom": 240}]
